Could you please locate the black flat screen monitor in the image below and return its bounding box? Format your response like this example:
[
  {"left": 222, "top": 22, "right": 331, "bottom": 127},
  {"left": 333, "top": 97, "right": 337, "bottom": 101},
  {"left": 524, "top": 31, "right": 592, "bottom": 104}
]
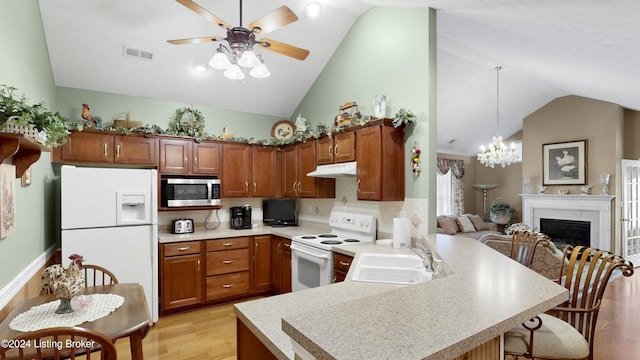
[{"left": 262, "top": 198, "right": 297, "bottom": 226}]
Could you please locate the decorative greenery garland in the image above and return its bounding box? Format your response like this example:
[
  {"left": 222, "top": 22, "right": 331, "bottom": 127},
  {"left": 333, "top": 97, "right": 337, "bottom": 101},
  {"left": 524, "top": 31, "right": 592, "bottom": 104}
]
[{"left": 166, "top": 106, "right": 207, "bottom": 140}]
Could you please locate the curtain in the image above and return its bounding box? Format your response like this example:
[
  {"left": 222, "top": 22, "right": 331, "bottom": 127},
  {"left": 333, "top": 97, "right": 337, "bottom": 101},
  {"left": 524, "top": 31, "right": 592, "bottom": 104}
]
[{"left": 437, "top": 158, "right": 465, "bottom": 215}]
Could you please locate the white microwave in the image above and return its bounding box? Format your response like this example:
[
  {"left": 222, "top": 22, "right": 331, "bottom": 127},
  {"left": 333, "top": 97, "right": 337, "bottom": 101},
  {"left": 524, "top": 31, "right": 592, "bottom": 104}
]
[{"left": 161, "top": 177, "right": 221, "bottom": 207}]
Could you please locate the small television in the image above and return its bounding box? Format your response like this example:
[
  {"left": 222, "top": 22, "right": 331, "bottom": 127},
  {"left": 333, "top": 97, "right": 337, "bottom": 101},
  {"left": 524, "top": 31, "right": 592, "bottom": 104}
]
[{"left": 262, "top": 198, "right": 298, "bottom": 226}]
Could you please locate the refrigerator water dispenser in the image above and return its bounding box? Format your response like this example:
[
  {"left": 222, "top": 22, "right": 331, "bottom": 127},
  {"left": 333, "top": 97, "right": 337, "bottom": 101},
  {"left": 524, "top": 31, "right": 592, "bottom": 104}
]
[{"left": 116, "top": 192, "right": 150, "bottom": 225}]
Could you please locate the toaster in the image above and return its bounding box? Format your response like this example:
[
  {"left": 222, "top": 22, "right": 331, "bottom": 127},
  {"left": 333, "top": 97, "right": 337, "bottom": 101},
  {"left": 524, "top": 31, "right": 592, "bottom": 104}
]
[{"left": 172, "top": 218, "right": 194, "bottom": 234}]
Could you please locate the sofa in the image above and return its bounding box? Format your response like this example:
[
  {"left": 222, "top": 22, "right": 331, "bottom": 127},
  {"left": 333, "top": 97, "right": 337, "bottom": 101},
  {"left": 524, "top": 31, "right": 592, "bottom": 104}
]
[
  {"left": 478, "top": 233, "right": 566, "bottom": 280},
  {"left": 436, "top": 214, "right": 500, "bottom": 240}
]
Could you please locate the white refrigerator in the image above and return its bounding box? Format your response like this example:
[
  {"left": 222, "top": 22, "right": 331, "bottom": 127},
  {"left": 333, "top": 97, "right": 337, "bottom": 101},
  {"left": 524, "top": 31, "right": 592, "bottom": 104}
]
[{"left": 60, "top": 165, "right": 158, "bottom": 323}]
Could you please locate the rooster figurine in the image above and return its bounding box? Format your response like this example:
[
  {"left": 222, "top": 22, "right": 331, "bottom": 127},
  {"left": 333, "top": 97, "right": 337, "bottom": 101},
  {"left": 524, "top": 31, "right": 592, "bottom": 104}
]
[
  {"left": 81, "top": 103, "right": 102, "bottom": 128},
  {"left": 41, "top": 254, "right": 85, "bottom": 313}
]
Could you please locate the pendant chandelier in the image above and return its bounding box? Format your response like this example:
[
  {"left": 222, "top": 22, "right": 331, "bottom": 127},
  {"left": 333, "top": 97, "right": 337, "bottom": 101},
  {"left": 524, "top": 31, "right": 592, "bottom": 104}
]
[{"left": 477, "top": 66, "right": 517, "bottom": 168}]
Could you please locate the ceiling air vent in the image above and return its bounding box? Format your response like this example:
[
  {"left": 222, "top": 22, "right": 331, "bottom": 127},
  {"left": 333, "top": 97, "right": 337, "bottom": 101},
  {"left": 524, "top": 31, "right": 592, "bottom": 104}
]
[{"left": 123, "top": 45, "right": 154, "bottom": 62}]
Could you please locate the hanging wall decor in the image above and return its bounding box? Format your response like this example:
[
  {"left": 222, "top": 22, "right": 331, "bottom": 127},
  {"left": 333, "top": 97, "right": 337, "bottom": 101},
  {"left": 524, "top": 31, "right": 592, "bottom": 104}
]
[
  {"left": 0, "top": 164, "right": 16, "bottom": 238},
  {"left": 411, "top": 142, "right": 421, "bottom": 175}
]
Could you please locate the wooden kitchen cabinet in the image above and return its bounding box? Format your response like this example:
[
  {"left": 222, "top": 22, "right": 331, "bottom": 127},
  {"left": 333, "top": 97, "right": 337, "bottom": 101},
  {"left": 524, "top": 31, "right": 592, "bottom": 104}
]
[
  {"left": 221, "top": 143, "right": 279, "bottom": 197},
  {"left": 316, "top": 131, "right": 356, "bottom": 165},
  {"left": 53, "top": 129, "right": 157, "bottom": 166},
  {"left": 282, "top": 141, "right": 335, "bottom": 198},
  {"left": 205, "top": 237, "right": 250, "bottom": 302},
  {"left": 158, "top": 138, "right": 220, "bottom": 175},
  {"left": 271, "top": 236, "right": 292, "bottom": 294},
  {"left": 355, "top": 119, "right": 405, "bottom": 201},
  {"left": 160, "top": 241, "right": 203, "bottom": 313},
  {"left": 333, "top": 252, "right": 354, "bottom": 283},
  {"left": 251, "top": 235, "right": 272, "bottom": 292}
]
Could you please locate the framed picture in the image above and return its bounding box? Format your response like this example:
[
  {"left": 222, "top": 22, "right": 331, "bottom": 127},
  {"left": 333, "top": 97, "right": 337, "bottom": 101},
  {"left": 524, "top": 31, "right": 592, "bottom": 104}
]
[
  {"left": 0, "top": 164, "right": 16, "bottom": 239},
  {"left": 543, "top": 140, "right": 587, "bottom": 185}
]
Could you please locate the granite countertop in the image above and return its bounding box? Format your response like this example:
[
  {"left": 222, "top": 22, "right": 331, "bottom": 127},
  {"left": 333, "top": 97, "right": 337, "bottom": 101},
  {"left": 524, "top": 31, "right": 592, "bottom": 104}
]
[{"left": 234, "top": 234, "right": 569, "bottom": 360}]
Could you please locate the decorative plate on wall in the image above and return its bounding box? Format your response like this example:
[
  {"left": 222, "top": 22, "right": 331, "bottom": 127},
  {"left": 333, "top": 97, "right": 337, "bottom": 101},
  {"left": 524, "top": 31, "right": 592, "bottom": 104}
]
[{"left": 271, "top": 120, "right": 296, "bottom": 139}]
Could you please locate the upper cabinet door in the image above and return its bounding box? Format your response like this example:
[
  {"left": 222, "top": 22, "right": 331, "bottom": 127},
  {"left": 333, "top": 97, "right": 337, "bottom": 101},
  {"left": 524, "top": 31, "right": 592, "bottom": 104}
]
[
  {"left": 282, "top": 145, "right": 298, "bottom": 198},
  {"left": 159, "top": 138, "right": 191, "bottom": 173},
  {"left": 192, "top": 142, "right": 221, "bottom": 175},
  {"left": 251, "top": 145, "right": 279, "bottom": 197},
  {"left": 333, "top": 132, "right": 356, "bottom": 163},
  {"left": 221, "top": 143, "right": 251, "bottom": 197},
  {"left": 115, "top": 136, "right": 157, "bottom": 165},
  {"left": 356, "top": 126, "right": 382, "bottom": 200},
  {"left": 316, "top": 137, "right": 334, "bottom": 165},
  {"left": 59, "top": 131, "right": 113, "bottom": 163}
]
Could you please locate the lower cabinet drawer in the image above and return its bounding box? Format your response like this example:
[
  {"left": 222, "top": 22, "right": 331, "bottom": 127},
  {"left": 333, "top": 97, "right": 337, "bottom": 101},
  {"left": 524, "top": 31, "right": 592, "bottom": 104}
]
[
  {"left": 206, "top": 249, "right": 250, "bottom": 275},
  {"left": 206, "top": 271, "right": 250, "bottom": 301}
]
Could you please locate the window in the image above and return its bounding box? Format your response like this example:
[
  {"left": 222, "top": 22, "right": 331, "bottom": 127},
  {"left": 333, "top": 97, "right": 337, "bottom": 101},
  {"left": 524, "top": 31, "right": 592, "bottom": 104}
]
[{"left": 437, "top": 170, "right": 453, "bottom": 216}]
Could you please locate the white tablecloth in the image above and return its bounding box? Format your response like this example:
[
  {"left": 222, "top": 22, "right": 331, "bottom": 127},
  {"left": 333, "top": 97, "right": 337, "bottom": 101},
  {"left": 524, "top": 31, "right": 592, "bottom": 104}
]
[{"left": 9, "top": 294, "right": 124, "bottom": 332}]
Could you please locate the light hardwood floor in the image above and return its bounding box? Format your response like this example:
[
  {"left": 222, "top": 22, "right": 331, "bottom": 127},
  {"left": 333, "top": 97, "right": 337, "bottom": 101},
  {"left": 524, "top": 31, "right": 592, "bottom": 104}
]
[{"left": 116, "top": 274, "right": 640, "bottom": 360}]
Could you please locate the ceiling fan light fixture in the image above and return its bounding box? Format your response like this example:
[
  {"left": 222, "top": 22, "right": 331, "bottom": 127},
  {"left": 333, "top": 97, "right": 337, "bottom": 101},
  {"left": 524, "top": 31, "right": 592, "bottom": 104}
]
[
  {"left": 238, "top": 49, "right": 260, "bottom": 67},
  {"left": 304, "top": 2, "right": 322, "bottom": 18},
  {"left": 224, "top": 64, "right": 245, "bottom": 80},
  {"left": 210, "top": 51, "right": 231, "bottom": 69},
  {"left": 250, "top": 63, "right": 270, "bottom": 78}
]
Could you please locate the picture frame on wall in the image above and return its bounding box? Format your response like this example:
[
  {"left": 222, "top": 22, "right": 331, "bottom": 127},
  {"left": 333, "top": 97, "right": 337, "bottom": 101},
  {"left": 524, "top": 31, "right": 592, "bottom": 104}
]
[{"left": 543, "top": 140, "right": 587, "bottom": 185}]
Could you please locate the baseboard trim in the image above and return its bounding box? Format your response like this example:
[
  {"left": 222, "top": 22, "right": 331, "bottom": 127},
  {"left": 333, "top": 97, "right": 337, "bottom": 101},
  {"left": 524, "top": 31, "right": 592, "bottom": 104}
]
[{"left": 0, "top": 245, "right": 56, "bottom": 309}]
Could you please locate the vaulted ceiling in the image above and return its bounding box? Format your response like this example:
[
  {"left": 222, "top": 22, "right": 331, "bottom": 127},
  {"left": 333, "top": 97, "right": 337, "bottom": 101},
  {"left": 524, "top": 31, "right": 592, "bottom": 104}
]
[{"left": 38, "top": 0, "right": 640, "bottom": 156}]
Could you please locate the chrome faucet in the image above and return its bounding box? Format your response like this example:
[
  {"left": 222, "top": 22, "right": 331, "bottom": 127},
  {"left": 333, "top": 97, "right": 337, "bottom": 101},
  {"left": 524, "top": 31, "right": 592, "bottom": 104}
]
[{"left": 401, "top": 243, "right": 434, "bottom": 272}]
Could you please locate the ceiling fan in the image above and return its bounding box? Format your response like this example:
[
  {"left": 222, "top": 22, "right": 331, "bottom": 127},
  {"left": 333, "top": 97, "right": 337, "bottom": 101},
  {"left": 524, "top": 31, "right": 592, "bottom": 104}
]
[{"left": 168, "top": 0, "right": 310, "bottom": 79}]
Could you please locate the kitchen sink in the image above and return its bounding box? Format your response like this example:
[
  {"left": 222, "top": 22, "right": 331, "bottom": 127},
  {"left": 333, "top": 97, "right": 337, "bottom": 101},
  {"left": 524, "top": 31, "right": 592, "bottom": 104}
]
[{"left": 350, "top": 253, "right": 435, "bottom": 285}]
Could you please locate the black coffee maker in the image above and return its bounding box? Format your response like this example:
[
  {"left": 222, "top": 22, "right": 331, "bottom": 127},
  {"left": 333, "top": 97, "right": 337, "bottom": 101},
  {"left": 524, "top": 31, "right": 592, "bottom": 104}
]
[{"left": 230, "top": 205, "right": 252, "bottom": 229}]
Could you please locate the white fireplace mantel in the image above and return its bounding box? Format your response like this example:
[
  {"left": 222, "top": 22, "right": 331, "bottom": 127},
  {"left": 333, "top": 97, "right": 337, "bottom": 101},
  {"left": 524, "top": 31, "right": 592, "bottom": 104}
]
[{"left": 519, "top": 194, "right": 615, "bottom": 251}]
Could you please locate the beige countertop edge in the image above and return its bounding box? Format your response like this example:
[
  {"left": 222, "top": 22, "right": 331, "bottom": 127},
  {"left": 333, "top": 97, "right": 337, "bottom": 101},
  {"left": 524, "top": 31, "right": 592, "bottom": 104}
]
[
  {"left": 157, "top": 223, "right": 329, "bottom": 243},
  {"left": 278, "top": 235, "right": 569, "bottom": 360}
]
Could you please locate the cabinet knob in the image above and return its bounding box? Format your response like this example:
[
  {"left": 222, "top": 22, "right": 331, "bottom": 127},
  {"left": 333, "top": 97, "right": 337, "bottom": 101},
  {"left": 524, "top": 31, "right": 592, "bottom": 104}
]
[
  {"left": 177, "top": 247, "right": 190, "bottom": 251},
  {"left": 197, "top": 259, "right": 200, "bottom": 271},
  {"left": 222, "top": 260, "right": 234, "bottom": 264},
  {"left": 222, "top": 242, "right": 234, "bottom": 247},
  {"left": 223, "top": 284, "right": 234, "bottom": 288},
  {"left": 334, "top": 144, "right": 338, "bottom": 155},
  {"left": 292, "top": 181, "right": 297, "bottom": 192},
  {"left": 339, "top": 261, "right": 351, "bottom": 266},
  {"left": 283, "top": 242, "right": 291, "bottom": 248},
  {"left": 184, "top": 156, "right": 188, "bottom": 167},
  {"left": 329, "top": 144, "right": 332, "bottom": 156},
  {"left": 357, "top": 178, "right": 361, "bottom": 192},
  {"left": 194, "top": 156, "right": 198, "bottom": 167},
  {"left": 254, "top": 182, "right": 257, "bottom": 192},
  {"left": 103, "top": 143, "right": 108, "bottom": 156},
  {"left": 116, "top": 144, "right": 121, "bottom": 157},
  {"left": 245, "top": 181, "right": 248, "bottom": 192}
]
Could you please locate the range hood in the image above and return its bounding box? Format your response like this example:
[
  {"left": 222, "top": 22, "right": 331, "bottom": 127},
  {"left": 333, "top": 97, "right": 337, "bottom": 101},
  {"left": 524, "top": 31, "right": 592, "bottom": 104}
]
[{"left": 306, "top": 161, "right": 357, "bottom": 178}]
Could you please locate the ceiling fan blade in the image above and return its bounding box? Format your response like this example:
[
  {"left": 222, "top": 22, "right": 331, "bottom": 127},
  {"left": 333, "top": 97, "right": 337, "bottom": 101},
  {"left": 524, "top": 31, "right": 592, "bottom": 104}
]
[
  {"left": 167, "top": 36, "right": 224, "bottom": 45},
  {"left": 259, "top": 38, "right": 309, "bottom": 60},
  {"left": 176, "top": 0, "right": 233, "bottom": 30},
  {"left": 249, "top": 6, "right": 298, "bottom": 35}
]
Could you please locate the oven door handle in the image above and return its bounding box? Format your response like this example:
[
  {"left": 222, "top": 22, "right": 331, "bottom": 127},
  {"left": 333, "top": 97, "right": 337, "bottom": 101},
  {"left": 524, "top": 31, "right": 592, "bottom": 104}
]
[{"left": 291, "top": 244, "right": 330, "bottom": 259}]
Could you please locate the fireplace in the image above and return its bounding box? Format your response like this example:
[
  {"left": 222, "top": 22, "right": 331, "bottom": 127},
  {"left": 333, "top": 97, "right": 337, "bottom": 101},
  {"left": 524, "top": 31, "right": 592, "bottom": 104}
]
[
  {"left": 540, "top": 218, "right": 590, "bottom": 248},
  {"left": 520, "top": 194, "right": 614, "bottom": 251}
]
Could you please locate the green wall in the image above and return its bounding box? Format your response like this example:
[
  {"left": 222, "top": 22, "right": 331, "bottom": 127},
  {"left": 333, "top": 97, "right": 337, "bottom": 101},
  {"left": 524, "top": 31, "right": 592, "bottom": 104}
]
[
  {"left": 56, "top": 87, "right": 280, "bottom": 140},
  {"left": 0, "top": 0, "right": 58, "bottom": 290},
  {"left": 292, "top": 7, "right": 435, "bottom": 221}
]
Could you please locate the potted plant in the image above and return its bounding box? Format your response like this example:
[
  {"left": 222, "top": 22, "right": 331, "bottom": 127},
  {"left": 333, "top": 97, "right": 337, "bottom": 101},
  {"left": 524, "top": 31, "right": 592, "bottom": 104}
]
[
  {"left": 489, "top": 198, "right": 515, "bottom": 225},
  {"left": 0, "top": 85, "right": 69, "bottom": 147}
]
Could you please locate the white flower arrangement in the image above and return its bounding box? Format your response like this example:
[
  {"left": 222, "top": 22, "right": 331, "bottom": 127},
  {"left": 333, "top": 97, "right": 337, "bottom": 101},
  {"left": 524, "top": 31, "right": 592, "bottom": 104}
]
[{"left": 505, "top": 223, "right": 537, "bottom": 235}]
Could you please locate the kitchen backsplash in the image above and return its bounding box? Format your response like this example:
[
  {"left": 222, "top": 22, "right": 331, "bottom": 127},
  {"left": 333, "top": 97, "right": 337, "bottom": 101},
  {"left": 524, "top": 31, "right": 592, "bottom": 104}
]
[{"left": 158, "top": 177, "right": 420, "bottom": 237}]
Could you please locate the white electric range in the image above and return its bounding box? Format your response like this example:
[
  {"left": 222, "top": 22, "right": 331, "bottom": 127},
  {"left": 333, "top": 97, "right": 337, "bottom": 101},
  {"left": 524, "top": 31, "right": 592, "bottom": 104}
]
[{"left": 290, "top": 211, "right": 376, "bottom": 291}]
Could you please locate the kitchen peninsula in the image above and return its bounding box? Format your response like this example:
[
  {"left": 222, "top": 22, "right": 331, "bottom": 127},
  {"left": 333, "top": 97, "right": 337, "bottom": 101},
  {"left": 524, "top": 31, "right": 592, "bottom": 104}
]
[{"left": 234, "top": 235, "right": 568, "bottom": 360}]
